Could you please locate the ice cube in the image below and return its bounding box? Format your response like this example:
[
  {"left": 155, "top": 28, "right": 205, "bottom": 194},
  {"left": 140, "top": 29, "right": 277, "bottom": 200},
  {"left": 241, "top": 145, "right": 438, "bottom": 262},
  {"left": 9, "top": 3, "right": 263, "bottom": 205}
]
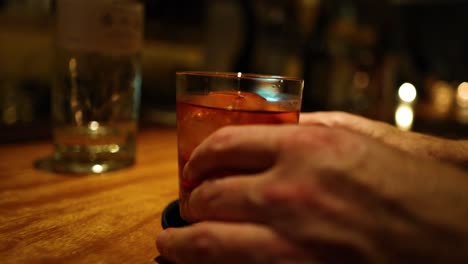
[{"left": 207, "top": 91, "right": 267, "bottom": 111}]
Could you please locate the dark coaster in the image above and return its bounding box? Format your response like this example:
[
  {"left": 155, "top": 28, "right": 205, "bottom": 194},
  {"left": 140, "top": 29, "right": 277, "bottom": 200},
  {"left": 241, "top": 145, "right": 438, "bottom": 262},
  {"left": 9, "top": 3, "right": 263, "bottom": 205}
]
[
  {"left": 154, "top": 256, "right": 172, "bottom": 264},
  {"left": 161, "top": 200, "right": 190, "bottom": 229}
]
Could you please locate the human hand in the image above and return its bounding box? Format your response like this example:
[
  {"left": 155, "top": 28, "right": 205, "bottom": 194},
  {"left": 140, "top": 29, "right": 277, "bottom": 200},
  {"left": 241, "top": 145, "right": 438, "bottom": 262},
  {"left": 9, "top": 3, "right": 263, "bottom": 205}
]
[
  {"left": 157, "top": 125, "right": 468, "bottom": 264},
  {"left": 300, "top": 112, "right": 468, "bottom": 168}
]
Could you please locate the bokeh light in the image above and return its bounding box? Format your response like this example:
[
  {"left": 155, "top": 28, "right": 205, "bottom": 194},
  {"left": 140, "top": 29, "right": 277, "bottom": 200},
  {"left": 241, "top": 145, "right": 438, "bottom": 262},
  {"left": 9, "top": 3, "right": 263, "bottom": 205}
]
[
  {"left": 398, "top": 83, "right": 417, "bottom": 103},
  {"left": 395, "top": 104, "right": 414, "bottom": 131},
  {"left": 457, "top": 82, "right": 468, "bottom": 107}
]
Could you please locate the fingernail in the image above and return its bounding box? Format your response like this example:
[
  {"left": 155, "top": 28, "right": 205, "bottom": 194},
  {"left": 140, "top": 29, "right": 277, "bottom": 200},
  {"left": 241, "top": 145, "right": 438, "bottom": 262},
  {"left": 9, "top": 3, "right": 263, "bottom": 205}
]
[
  {"left": 181, "top": 180, "right": 201, "bottom": 190},
  {"left": 182, "top": 161, "right": 193, "bottom": 181}
]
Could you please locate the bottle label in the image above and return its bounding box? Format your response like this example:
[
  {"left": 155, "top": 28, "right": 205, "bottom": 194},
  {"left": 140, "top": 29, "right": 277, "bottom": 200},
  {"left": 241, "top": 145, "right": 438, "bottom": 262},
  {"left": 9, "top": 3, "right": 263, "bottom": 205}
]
[{"left": 56, "top": 0, "right": 144, "bottom": 54}]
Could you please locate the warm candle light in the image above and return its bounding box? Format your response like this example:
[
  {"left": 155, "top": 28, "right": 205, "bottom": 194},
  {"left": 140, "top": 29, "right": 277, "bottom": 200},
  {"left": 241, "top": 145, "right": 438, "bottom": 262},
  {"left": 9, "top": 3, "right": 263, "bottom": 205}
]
[
  {"left": 395, "top": 104, "right": 414, "bottom": 131},
  {"left": 398, "top": 83, "right": 417, "bottom": 103},
  {"left": 89, "top": 121, "right": 100, "bottom": 131},
  {"left": 91, "top": 164, "right": 104, "bottom": 174},
  {"left": 457, "top": 82, "right": 468, "bottom": 107}
]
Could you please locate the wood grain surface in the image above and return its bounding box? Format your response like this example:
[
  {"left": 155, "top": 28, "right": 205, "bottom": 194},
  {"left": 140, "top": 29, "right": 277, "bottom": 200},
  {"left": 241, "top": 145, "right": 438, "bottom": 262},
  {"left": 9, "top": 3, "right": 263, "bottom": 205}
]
[{"left": 0, "top": 128, "right": 179, "bottom": 263}]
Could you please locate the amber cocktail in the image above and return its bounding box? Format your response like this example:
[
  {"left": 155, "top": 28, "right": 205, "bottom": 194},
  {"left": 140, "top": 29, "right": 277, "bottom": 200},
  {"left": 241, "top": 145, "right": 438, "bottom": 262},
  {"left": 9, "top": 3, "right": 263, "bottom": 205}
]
[
  {"left": 159, "top": 72, "right": 303, "bottom": 228},
  {"left": 176, "top": 72, "right": 304, "bottom": 189}
]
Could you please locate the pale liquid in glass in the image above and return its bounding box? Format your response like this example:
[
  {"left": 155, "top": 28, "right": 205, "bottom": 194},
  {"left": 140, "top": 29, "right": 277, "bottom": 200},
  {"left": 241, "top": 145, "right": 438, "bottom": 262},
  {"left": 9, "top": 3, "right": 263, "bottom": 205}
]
[{"left": 51, "top": 49, "right": 141, "bottom": 173}]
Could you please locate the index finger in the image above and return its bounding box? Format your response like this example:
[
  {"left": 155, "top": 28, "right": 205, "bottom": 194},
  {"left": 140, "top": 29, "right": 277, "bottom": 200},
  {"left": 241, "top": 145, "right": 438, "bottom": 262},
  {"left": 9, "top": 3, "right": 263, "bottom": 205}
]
[{"left": 182, "top": 125, "right": 289, "bottom": 186}]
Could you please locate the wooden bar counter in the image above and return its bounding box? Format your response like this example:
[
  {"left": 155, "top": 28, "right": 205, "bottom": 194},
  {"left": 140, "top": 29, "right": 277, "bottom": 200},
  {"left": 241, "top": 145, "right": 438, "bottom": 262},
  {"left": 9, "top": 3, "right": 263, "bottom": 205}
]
[{"left": 0, "top": 128, "right": 178, "bottom": 263}]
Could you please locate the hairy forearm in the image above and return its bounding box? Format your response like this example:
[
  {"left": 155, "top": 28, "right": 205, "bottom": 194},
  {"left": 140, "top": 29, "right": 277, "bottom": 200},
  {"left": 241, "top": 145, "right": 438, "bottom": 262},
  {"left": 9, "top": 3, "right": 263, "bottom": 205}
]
[
  {"left": 299, "top": 112, "right": 468, "bottom": 169},
  {"left": 441, "top": 140, "right": 468, "bottom": 169},
  {"left": 391, "top": 133, "right": 468, "bottom": 170}
]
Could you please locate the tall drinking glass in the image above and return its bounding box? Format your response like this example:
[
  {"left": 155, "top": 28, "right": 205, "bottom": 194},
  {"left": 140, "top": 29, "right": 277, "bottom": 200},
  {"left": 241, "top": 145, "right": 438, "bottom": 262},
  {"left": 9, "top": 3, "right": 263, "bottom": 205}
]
[
  {"left": 39, "top": 0, "right": 144, "bottom": 174},
  {"left": 162, "top": 71, "right": 304, "bottom": 228}
]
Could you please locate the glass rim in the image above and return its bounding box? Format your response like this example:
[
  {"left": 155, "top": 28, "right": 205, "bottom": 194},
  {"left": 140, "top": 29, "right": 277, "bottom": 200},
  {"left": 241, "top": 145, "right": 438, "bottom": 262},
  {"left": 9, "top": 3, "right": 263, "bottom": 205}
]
[{"left": 176, "top": 71, "right": 303, "bottom": 82}]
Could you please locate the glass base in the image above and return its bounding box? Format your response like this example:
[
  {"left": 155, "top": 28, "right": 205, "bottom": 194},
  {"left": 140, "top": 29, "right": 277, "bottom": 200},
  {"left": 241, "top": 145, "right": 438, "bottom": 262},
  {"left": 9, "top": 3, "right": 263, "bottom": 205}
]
[
  {"left": 34, "top": 156, "right": 134, "bottom": 174},
  {"left": 161, "top": 200, "right": 190, "bottom": 229}
]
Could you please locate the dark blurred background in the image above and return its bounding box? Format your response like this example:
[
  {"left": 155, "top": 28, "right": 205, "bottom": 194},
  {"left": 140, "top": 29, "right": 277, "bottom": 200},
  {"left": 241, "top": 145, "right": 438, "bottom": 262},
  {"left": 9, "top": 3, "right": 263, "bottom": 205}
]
[{"left": 1, "top": 0, "right": 468, "bottom": 143}]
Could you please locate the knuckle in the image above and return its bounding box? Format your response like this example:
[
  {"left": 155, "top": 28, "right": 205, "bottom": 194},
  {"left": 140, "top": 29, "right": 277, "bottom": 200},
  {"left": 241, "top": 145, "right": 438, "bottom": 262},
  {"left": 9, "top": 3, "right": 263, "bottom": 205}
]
[
  {"left": 189, "top": 223, "right": 219, "bottom": 257},
  {"left": 182, "top": 182, "right": 219, "bottom": 221},
  {"left": 206, "top": 126, "right": 235, "bottom": 151},
  {"left": 278, "top": 126, "right": 337, "bottom": 154},
  {"left": 197, "top": 180, "right": 221, "bottom": 204},
  {"left": 332, "top": 111, "right": 351, "bottom": 124},
  {"left": 258, "top": 182, "right": 304, "bottom": 208}
]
